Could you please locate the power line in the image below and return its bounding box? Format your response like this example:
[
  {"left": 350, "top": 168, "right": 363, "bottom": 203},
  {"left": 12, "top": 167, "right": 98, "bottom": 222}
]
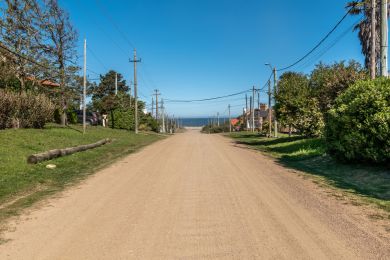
[
  {"left": 165, "top": 89, "right": 251, "bottom": 103},
  {"left": 295, "top": 17, "right": 363, "bottom": 71},
  {"left": 0, "top": 44, "right": 51, "bottom": 71},
  {"left": 277, "top": 4, "right": 356, "bottom": 72},
  {"left": 94, "top": 0, "right": 136, "bottom": 49},
  {"left": 86, "top": 45, "right": 109, "bottom": 71},
  {"left": 0, "top": 43, "right": 64, "bottom": 80}
]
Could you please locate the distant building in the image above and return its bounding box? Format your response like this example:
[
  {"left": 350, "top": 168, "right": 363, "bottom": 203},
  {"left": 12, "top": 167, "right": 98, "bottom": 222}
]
[
  {"left": 26, "top": 76, "right": 60, "bottom": 88},
  {"left": 235, "top": 103, "right": 274, "bottom": 131}
]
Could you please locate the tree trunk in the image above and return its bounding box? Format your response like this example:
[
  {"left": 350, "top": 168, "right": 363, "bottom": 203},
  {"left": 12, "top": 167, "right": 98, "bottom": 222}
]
[{"left": 27, "top": 138, "right": 111, "bottom": 164}]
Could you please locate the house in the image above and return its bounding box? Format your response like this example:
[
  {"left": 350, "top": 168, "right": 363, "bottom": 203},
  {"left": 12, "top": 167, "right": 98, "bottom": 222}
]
[
  {"left": 235, "top": 103, "right": 274, "bottom": 131},
  {"left": 26, "top": 76, "right": 60, "bottom": 88}
]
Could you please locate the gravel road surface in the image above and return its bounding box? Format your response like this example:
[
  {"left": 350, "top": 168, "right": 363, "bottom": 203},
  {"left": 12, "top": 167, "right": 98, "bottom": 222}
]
[{"left": 1, "top": 129, "right": 389, "bottom": 259}]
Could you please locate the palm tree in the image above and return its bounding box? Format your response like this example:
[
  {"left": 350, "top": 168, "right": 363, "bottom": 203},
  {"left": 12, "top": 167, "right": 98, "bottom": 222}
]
[{"left": 346, "top": 0, "right": 385, "bottom": 70}]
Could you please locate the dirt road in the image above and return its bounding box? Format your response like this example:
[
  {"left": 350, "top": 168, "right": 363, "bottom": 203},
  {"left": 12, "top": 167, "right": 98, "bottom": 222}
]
[{"left": 1, "top": 129, "right": 389, "bottom": 259}]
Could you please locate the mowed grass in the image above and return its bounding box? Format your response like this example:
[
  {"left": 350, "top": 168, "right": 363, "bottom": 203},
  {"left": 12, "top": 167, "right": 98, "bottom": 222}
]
[
  {"left": 228, "top": 132, "right": 390, "bottom": 212},
  {"left": 0, "top": 124, "right": 163, "bottom": 221}
]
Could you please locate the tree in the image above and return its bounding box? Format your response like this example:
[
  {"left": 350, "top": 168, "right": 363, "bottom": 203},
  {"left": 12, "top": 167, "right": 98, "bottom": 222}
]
[
  {"left": 275, "top": 72, "right": 324, "bottom": 137},
  {"left": 275, "top": 72, "right": 309, "bottom": 133},
  {"left": 346, "top": 0, "right": 389, "bottom": 70},
  {"left": 310, "top": 60, "right": 368, "bottom": 113},
  {"left": 92, "top": 70, "right": 129, "bottom": 100},
  {"left": 36, "top": 0, "right": 78, "bottom": 125},
  {"left": 0, "top": 0, "right": 43, "bottom": 90}
]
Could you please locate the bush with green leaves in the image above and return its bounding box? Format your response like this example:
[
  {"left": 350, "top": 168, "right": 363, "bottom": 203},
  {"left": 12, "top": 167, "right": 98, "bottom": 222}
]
[
  {"left": 325, "top": 78, "right": 390, "bottom": 163},
  {"left": 295, "top": 98, "right": 325, "bottom": 137},
  {"left": 108, "top": 109, "right": 134, "bottom": 130},
  {"left": 140, "top": 114, "right": 159, "bottom": 132},
  {"left": 0, "top": 89, "right": 55, "bottom": 129},
  {"left": 201, "top": 124, "right": 229, "bottom": 133},
  {"left": 275, "top": 72, "right": 324, "bottom": 137},
  {"left": 108, "top": 109, "right": 158, "bottom": 132}
]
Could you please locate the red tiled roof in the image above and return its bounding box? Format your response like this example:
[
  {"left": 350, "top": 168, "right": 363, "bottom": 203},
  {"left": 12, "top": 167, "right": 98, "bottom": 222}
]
[
  {"left": 26, "top": 76, "right": 60, "bottom": 88},
  {"left": 231, "top": 119, "right": 239, "bottom": 126}
]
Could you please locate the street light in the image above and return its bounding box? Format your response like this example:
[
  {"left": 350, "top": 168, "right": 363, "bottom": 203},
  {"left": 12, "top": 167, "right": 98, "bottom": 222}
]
[{"left": 265, "top": 63, "right": 278, "bottom": 138}]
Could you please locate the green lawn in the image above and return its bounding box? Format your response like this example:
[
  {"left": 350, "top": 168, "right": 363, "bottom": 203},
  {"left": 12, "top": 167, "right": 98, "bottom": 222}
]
[
  {"left": 228, "top": 132, "right": 390, "bottom": 213},
  {"left": 0, "top": 124, "right": 163, "bottom": 221}
]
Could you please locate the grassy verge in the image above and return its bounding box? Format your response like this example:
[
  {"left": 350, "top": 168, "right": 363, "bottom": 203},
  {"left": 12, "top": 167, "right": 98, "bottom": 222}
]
[
  {"left": 228, "top": 132, "right": 390, "bottom": 213},
  {"left": 0, "top": 124, "right": 164, "bottom": 221}
]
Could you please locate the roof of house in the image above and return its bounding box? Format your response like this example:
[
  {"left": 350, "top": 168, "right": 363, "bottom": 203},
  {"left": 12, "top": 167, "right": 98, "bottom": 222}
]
[
  {"left": 230, "top": 118, "right": 239, "bottom": 126},
  {"left": 26, "top": 76, "right": 60, "bottom": 88}
]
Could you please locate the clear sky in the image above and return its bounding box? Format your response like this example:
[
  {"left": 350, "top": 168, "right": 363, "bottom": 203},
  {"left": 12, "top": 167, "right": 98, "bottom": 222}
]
[{"left": 60, "top": 0, "right": 364, "bottom": 118}]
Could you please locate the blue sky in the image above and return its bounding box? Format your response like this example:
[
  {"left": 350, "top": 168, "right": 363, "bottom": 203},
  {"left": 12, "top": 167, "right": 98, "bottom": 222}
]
[{"left": 60, "top": 0, "right": 364, "bottom": 117}]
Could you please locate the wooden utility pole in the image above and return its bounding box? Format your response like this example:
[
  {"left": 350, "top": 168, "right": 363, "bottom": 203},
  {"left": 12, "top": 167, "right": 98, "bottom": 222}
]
[
  {"left": 151, "top": 97, "right": 154, "bottom": 118},
  {"left": 83, "top": 38, "right": 87, "bottom": 134},
  {"left": 161, "top": 99, "right": 165, "bottom": 133},
  {"left": 268, "top": 80, "right": 272, "bottom": 138},
  {"left": 273, "top": 67, "right": 278, "bottom": 137},
  {"left": 245, "top": 94, "right": 248, "bottom": 130},
  {"left": 129, "top": 80, "right": 132, "bottom": 107},
  {"left": 371, "top": 0, "right": 377, "bottom": 79},
  {"left": 154, "top": 89, "right": 160, "bottom": 120},
  {"left": 257, "top": 91, "right": 261, "bottom": 131},
  {"left": 130, "top": 49, "right": 141, "bottom": 134},
  {"left": 249, "top": 96, "right": 253, "bottom": 132},
  {"left": 242, "top": 108, "right": 245, "bottom": 130},
  {"left": 381, "top": 0, "right": 388, "bottom": 77},
  {"left": 228, "top": 104, "right": 231, "bottom": 132},
  {"left": 115, "top": 72, "right": 118, "bottom": 95},
  {"left": 252, "top": 86, "right": 255, "bottom": 132}
]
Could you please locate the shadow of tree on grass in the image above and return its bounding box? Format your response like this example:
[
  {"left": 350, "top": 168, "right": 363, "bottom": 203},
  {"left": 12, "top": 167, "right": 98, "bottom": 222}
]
[{"left": 230, "top": 134, "right": 390, "bottom": 207}]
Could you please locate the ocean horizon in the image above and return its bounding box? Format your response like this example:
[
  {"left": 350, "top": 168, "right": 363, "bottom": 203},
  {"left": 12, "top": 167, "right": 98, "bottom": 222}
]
[{"left": 180, "top": 118, "right": 229, "bottom": 127}]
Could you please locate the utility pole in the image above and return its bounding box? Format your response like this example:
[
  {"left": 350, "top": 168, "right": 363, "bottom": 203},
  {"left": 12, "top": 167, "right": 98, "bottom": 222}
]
[
  {"left": 130, "top": 49, "right": 141, "bottom": 134},
  {"left": 371, "top": 0, "right": 377, "bottom": 79},
  {"left": 83, "top": 38, "right": 87, "bottom": 134},
  {"left": 242, "top": 108, "right": 245, "bottom": 130},
  {"left": 115, "top": 72, "right": 118, "bottom": 95},
  {"left": 249, "top": 95, "right": 253, "bottom": 132},
  {"left": 151, "top": 97, "right": 154, "bottom": 118},
  {"left": 245, "top": 94, "right": 248, "bottom": 130},
  {"left": 257, "top": 90, "right": 261, "bottom": 131},
  {"left": 161, "top": 99, "right": 165, "bottom": 133},
  {"left": 217, "top": 112, "right": 220, "bottom": 126},
  {"left": 252, "top": 86, "right": 255, "bottom": 132},
  {"left": 381, "top": 0, "right": 388, "bottom": 77},
  {"left": 228, "top": 104, "right": 231, "bottom": 132},
  {"left": 273, "top": 67, "right": 278, "bottom": 137},
  {"left": 129, "top": 80, "right": 133, "bottom": 107},
  {"left": 154, "top": 89, "right": 160, "bottom": 120},
  {"left": 268, "top": 80, "right": 272, "bottom": 138}
]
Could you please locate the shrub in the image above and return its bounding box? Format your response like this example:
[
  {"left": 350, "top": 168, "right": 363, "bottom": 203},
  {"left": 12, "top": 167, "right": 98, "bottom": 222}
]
[
  {"left": 294, "top": 98, "right": 324, "bottom": 137},
  {"left": 0, "top": 89, "right": 55, "bottom": 129},
  {"left": 67, "top": 109, "right": 78, "bottom": 124},
  {"left": 325, "top": 78, "right": 390, "bottom": 163},
  {"left": 140, "top": 115, "right": 159, "bottom": 132},
  {"left": 259, "top": 121, "right": 273, "bottom": 136},
  {"left": 108, "top": 109, "right": 159, "bottom": 132},
  {"left": 201, "top": 124, "right": 229, "bottom": 133},
  {"left": 108, "top": 109, "right": 134, "bottom": 130},
  {"left": 0, "top": 90, "right": 17, "bottom": 128}
]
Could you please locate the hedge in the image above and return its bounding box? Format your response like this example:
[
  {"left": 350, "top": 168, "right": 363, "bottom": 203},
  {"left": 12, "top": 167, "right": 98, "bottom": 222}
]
[
  {"left": 0, "top": 89, "right": 55, "bottom": 129},
  {"left": 325, "top": 78, "right": 390, "bottom": 163}
]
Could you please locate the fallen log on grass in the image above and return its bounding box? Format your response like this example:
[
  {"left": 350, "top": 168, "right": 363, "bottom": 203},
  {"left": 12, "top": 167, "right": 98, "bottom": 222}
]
[{"left": 27, "top": 138, "right": 111, "bottom": 164}]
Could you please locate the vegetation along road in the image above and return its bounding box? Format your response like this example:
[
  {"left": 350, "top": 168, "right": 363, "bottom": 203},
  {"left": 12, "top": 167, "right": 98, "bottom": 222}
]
[{"left": 0, "top": 129, "right": 389, "bottom": 259}]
